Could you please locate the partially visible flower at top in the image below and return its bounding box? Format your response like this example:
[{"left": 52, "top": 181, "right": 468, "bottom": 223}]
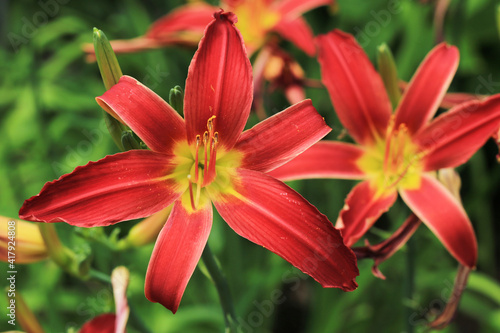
[
  {"left": 83, "top": 0, "right": 334, "bottom": 59},
  {"left": 252, "top": 39, "right": 320, "bottom": 119},
  {"left": 0, "top": 216, "right": 47, "bottom": 264},
  {"left": 270, "top": 30, "right": 500, "bottom": 269},
  {"left": 21, "top": 13, "right": 358, "bottom": 313},
  {"left": 79, "top": 266, "right": 130, "bottom": 333}
]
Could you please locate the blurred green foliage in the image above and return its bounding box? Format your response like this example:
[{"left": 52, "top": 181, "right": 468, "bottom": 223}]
[{"left": 0, "top": 0, "right": 499, "bottom": 332}]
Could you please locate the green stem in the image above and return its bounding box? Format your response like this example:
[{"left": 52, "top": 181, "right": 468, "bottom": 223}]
[
  {"left": 201, "top": 244, "right": 239, "bottom": 332},
  {"left": 404, "top": 237, "right": 415, "bottom": 333},
  {"left": 88, "top": 269, "right": 112, "bottom": 283}
]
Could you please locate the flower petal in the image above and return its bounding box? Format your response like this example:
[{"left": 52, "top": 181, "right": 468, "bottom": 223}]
[
  {"left": 184, "top": 11, "right": 253, "bottom": 151},
  {"left": 273, "top": 17, "right": 316, "bottom": 56},
  {"left": 96, "top": 76, "right": 186, "bottom": 154},
  {"left": 399, "top": 174, "right": 477, "bottom": 268},
  {"left": 414, "top": 95, "right": 500, "bottom": 171},
  {"left": 395, "top": 43, "right": 459, "bottom": 134},
  {"left": 317, "top": 30, "right": 392, "bottom": 145},
  {"left": 336, "top": 181, "right": 398, "bottom": 247},
  {"left": 19, "top": 151, "right": 184, "bottom": 226},
  {"left": 273, "top": 0, "right": 333, "bottom": 18},
  {"left": 79, "top": 313, "right": 116, "bottom": 333},
  {"left": 235, "top": 99, "right": 330, "bottom": 173},
  {"left": 146, "top": 3, "right": 218, "bottom": 41},
  {"left": 145, "top": 199, "right": 212, "bottom": 313},
  {"left": 268, "top": 141, "right": 366, "bottom": 181},
  {"left": 210, "top": 168, "right": 359, "bottom": 291}
]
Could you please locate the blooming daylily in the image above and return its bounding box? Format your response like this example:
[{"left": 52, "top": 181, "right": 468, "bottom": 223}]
[
  {"left": 83, "top": 0, "right": 334, "bottom": 59},
  {"left": 270, "top": 30, "right": 500, "bottom": 269},
  {"left": 20, "top": 13, "right": 358, "bottom": 313}
]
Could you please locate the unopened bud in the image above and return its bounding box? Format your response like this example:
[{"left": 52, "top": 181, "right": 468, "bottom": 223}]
[
  {"left": 377, "top": 43, "right": 401, "bottom": 109},
  {"left": 93, "top": 27, "right": 123, "bottom": 90},
  {"left": 121, "top": 130, "right": 142, "bottom": 150},
  {"left": 94, "top": 27, "right": 128, "bottom": 151},
  {"left": 437, "top": 168, "right": 462, "bottom": 203},
  {"left": 0, "top": 216, "right": 48, "bottom": 264},
  {"left": 169, "top": 85, "right": 184, "bottom": 115},
  {"left": 124, "top": 206, "right": 173, "bottom": 248}
]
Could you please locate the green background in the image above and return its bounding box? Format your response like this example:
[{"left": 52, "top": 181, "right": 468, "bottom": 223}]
[{"left": 0, "top": 0, "right": 499, "bottom": 332}]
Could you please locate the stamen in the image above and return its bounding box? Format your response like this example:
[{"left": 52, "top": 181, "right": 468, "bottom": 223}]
[
  {"left": 194, "top": 135, "right": 201, "bottom": 183},
  {"left": 203, "top": 131, "right": 209, "bottom": 180},
  {"left": 187, "top": 175, "right": 196, "bottom": 210}
]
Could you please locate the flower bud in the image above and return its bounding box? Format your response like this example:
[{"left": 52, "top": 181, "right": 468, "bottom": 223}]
[
  {"left": 93, "top": 27, "right": 123, "bottom": 90},
  {"left": 124, "top": 206, "right": 172, "bottom": 248},
  {"left": 169, "top": 85, "right": 184, "bottom": 115},
  {"left": 377, "top": 43, "right": 401, "bottom": 109},
  {"left": 121, "top": 130, "right": 142, "bottom": 150},
  {"left": 0, "top": 216, "right": 48, "bottom": 264},
  {"left": 94, "top": 27, "right": 128, "bottom": 151},
  {"left": 437, "top": 168, "right": 462, "bottom": 203}
]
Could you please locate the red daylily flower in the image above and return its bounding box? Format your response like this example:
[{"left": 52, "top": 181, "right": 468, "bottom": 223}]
[
  {"left": 20, "top": 13, "right": 358, "bottom": 313},
  {"left": 83, "top": 0, "right": 334, "bottom": 59},
  {"left": 270, "top": 30, "right": 500, "bottom": 269}
]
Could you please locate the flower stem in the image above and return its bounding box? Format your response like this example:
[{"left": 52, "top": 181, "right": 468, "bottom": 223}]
[
  {"left": 88, "top": 269, "right": 111, "bottom": 283},
  {"left": 201, "top": 244, "right": 239, "bottom": 332},
  {"left": 404, "top": 237, "right": 415, "bottom": 333},
  {"left": 38, "top": 223, "right": 90, "bottom": 278}
]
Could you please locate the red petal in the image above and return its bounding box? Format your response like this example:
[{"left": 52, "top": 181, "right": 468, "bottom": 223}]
[
  {"left": 96, "top": 76, "right": 186, "bottom": 154},
  {"left": 273, "top": 17, "right": 316, "bottom": 56},
  {"left": 184, "top": 11, "right": 252, "bottom": 151},
  {"left": 400, "top": 174, "right": 477, "bottom": 268},
  {"left": 317, "top": 30, "right": 391, "bottom": 145},
  {"left": 145, "top": 199, "right": 212, "bottom": 313},
  {"left": 336, "top": 181, "right": 398, "bottom": 247},
  {"left": 79, "top": 313, "right": 116, "bottom": 333},
  {"left": 146, "top": 4, "right": 218, "bottom": 41},
  {"left": 268, "top": 141, "right": 366, "bottom": 181},
  {"left": 235, "top": 99, "right": 330, "bottom": 173},
  {"left": 395, "top": 43, "right": 459, "bottom": 134},
  {"left": 414, "top": 94, "right": 500, "bottom": 171},
  {"left": 210, "top": 168, "right": 359, "bottom": 291},
  {"left": 19, "top": 151, "right": 184, "bottom": 226},
  {"left": 273, "top": 0, "right": 332, "bottom": 18}
]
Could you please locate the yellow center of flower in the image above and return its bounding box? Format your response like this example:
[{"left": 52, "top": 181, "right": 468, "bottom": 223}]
[
  {"left": 357, "top": 118, "right": 424, "bottom": 196},
  {"left": 231, "top": 0, "right": 281, "bottom": 52},
  {"left": 172, "top": 116, "right": 242, "bottom": 211}
]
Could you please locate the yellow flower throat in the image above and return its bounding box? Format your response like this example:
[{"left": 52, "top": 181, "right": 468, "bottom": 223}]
[
  {"left": 357, "top": 118, "right": 424, "bottom": 196},
  {"left": 172, "top": 116, "right": 242, "bottom": 211}
]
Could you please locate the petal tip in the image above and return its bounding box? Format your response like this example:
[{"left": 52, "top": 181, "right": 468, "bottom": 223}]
[{"left": 213, "top": 10, "right": 238, "bottom": 24}]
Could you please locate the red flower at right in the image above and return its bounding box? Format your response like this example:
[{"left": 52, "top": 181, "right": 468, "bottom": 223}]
[{"left": 271, "top": 30, "right": 500, "bottom": 269}]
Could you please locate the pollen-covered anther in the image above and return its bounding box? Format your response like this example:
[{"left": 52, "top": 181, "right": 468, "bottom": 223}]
[{"left": 196, "top": 116, "right": 218, "bottom": 187}]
